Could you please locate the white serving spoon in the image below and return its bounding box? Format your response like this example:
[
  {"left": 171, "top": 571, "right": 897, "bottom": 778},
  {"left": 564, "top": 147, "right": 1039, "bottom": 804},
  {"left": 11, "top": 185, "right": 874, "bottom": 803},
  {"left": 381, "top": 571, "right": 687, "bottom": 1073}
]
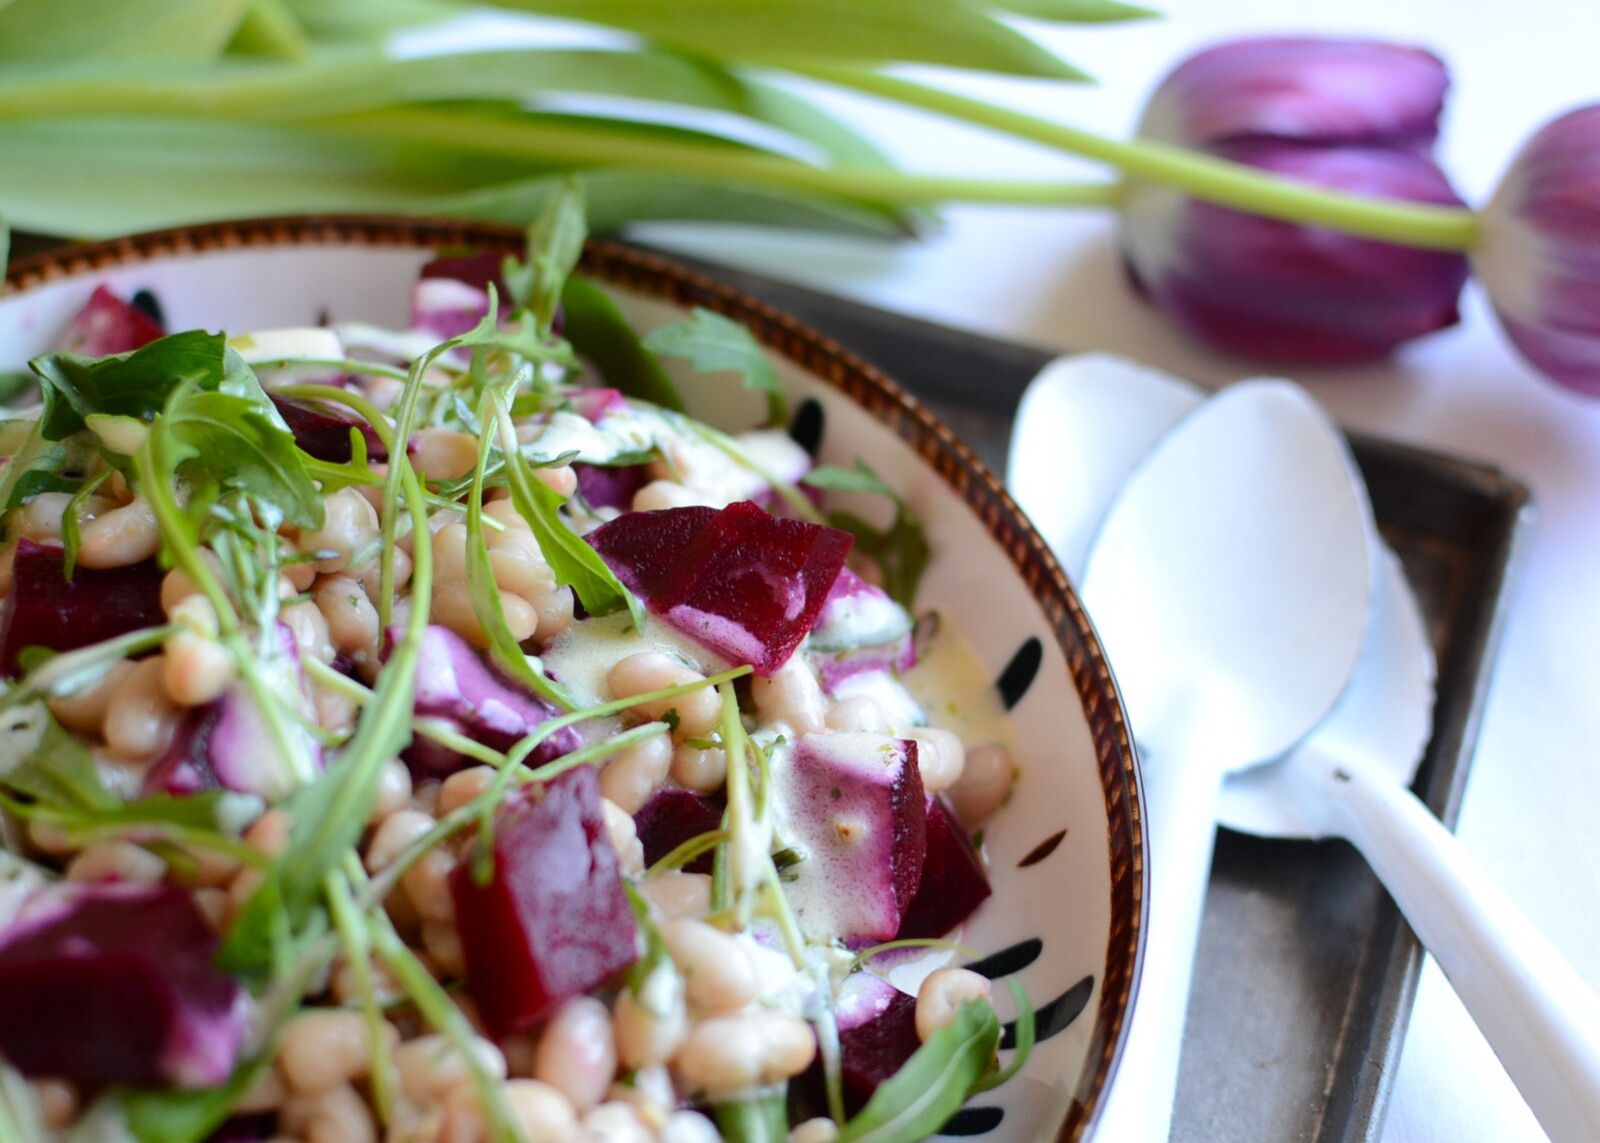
[
  {"left": 1010, "top": 359, "right": 1600, "bottom": 1141},
  {"left": 1081, "top": 380, "right": 1376, "bottom": 1143}
]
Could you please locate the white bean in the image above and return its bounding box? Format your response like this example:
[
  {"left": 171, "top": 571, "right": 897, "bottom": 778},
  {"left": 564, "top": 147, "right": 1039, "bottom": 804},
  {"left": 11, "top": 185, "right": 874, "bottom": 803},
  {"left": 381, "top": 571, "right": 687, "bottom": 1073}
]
[
  {"left": 915, "top": 968, "right": 993, "bottom": 1042},
  {"left": 394, "top": 1034, "right": 507, "bottom": 1103},
  {"left": 422, "top": 918, "right": 468, "bottom": 977},
  {"left": 64, "top": 841, "right": 165, "bottom": 885},
  {"left": 404, "top": 849, "right": 457, "bottom": 925},
  {"left": 505, "top": 1079, "right": 581, "bottom": 1143},
  {"left": 607, "top": 653, "right": 720, "bottom": 738},
  {"left": 750, "top": 657, "right": 827, "bottom": 735},
  {"left": 314, "top": 574, "right": 380, "bottom": 657},
  {"left": 438, "top": 766, "right": 495, "bottom": 818},
  {"left": 411, "top": 428, "right": 479, "bottom": 482},
  {"left": 664, "top": 1110, "right": 723, "bottom": 1143},
  {"left": 906, "top": 726, "right": 966, "bottom": 793},
  {"left": 365, "top": 809, "right": 433, "bottom": 873},
  {"left": 639, "top": 872, "right": 712, "bottom": 924},
  {"left": 789, "top": 1118, "right": 841, "bottom": 1143},
  {"left": 600, "top": 731, "right": 672, "bottom": 813},
  {"left": 631, "top": 480, "right": 699, "bottom": 513},
  {"left": 601, "top": 798, "right": 645, "bottom": 877},
  {"left": 431, "top": 580, "right": 539, "bottom": 649},
  {"left": 17, "top": 492, "right": 77, "bottom": 542},
  {"left": 946, "top": 743, "right": 1015, "bottom": 825},
  {"left": 281, "top": 599, "right": 335, "bottom": 665},
  {"left": 613, "top": 970, "right": 688, "bottom": 1069},
  {"left": 431, "top": 523, "right": 472, "bottom": 586},
  {"left": 103, "top": 657, "right": 182, "bottom": 759},
  {"left": 584, "top": 1102, "right": 653, "bottom": 1143},
  {"left": 534, "top": 465, "right": 578, "bottom": 499},
  {"left": 826, "top": 696, "right": 889, "bottom": 734},
  {"left": 282, "top": 1083, "right": 375, "bottom": 1143},
  {"left": 661, "top": 919, "right": 759, "bottom": 1013},
  {"left": 673, "top": 1011, "right": 815, "bottom": 1095},
  {"left": 76, "top": 499, "right": 159, "bottom": 568},
  {"left": 534, "top": 996, "right": 617, "bottom": 1111},
  {"left": 278, "top": 1009, "right": 394, "bottom": 1095},
  {"left": 46, "top": 660, "right": 134, "bottom": 735},
  {"left": 369, "top": 759, "right": 413, "bottom": 824},
  {"left": 161, "top": 630, "right": 235, "bottom": 706},
  {"left": 669, "top": 743, "right": 726, "bottom": 794},
  {"left": 301, "top": 489, "right": 380, "bottom": 574}
]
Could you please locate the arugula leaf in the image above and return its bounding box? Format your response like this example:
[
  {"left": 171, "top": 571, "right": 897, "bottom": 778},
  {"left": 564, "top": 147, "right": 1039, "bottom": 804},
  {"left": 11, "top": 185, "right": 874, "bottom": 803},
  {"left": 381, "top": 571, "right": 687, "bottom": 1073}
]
[
  {"left": 0, "top": 701, "right": 116, "bottom": 813},
  {"left": 713, "top": 1092, "right": 789, "bottom": 1142},
  {"left": 120, "top": 1056, "right": 271, "bottom": 1143},
  {"left": 0, "top": 0, "right": 252, "bottom": 64},
  {"left": 644, "top": 307, "right": 787, "bottom": 427},
  {"left": 560, "top": 277, "right": 685, "bottom": 412},
  {"left": 502, "top": 177, "right": 586, "bottom": 330},
  {"left": 492, "top": 389, "right": 644, "bottom": 627},
  {"left": 29, "top": 329, "right": 244, "bottom": 440},
  {"left": 0, "top": 425, "right": 78, "bottom": 520},
  {"left": 990, "top": 0, "right": 1157, "bottom": 20},
  {"left": 836, "top": 998, "right": 1001, "bottom": 1142},
  {"left": 804, "top": 462, "right": 931, "bottom": 608},
  {"left": 974, "top": 978, "right": 1036, "bottom": 1093},
  {"left": 158, "top": 387, "right": 322, "bottom": 530}
]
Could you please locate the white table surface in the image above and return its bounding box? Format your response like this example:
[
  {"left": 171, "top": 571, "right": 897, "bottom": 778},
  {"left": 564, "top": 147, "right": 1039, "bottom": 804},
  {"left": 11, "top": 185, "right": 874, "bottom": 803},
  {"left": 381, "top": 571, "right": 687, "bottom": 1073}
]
[{"left": 630, "top": 5, "right": 1600, "bottom": 1140}]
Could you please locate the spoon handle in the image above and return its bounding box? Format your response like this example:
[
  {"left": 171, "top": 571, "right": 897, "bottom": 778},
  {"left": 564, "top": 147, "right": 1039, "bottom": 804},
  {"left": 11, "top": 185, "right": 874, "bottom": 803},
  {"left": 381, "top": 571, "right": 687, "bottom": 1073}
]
[
  {"left": 1325, "top": 756, "right": 1600, "bottom": 1143},
  {"left": 1095, "top": 745, "right": 1225, "bottom": 1142}
]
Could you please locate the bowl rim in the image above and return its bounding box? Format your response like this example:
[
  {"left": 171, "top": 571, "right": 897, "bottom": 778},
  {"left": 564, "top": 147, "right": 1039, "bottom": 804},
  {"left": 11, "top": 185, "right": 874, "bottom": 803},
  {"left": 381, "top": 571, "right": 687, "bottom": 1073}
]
[{"left": 3, "top": 214, "right": 1146, "bottom": 1142}]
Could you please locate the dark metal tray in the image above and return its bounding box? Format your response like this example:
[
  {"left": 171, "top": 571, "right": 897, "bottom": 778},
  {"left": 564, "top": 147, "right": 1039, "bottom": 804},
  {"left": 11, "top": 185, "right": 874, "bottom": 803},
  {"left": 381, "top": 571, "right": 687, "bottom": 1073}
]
[{"left": 663, "top": 251, "right": 1532, "bottom": 1142}]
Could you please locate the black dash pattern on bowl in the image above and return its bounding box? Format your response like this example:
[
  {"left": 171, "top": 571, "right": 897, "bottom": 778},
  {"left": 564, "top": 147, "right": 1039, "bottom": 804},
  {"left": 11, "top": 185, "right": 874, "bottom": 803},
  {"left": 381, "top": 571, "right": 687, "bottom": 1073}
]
[
  {"left": 789, "top": 397, "right": 824, "bottom": 457},
  {"left": 995, "top": 638, "right": 1042, "bottom": 710},
  {"left": 129, "top": 288, "right": 164, "bottom": 325},
  {"left": 939, "top": 1106, "right": 1006, "bottom": 1136},
  {"left": 967, "top": 938, "right": 1043, "bottom": 980},
  {"left": 1004, "top": 974, "right": 1094, "bottom": 1049},
  {"left": 1018, "top": 828, "right": 1069, "bottom": 869}
]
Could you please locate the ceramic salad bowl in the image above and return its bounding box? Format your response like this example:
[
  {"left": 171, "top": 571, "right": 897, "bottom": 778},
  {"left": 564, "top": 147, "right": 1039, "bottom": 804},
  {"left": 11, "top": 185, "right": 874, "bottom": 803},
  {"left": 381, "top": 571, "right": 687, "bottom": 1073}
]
[{"left": 0, "top": 217, "right": 1144, "bottom": 1142}]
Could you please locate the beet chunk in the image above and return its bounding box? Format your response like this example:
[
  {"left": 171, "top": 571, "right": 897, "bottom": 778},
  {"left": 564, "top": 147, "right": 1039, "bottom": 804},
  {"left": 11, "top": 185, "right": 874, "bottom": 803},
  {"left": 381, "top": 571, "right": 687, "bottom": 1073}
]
[
  {"left": 420, "top": 250, "right": 508, "bottom": 296},
  {"left": 589, "top": 502, "right": 853, "bottom": 675},
  {"left": 0, "top": 540, "right": 165, "bottom": 677},
  {"left": 386, "top": 625, "right": 581, "bottom": 776},
  {"left": 633, "top": 789, "right": 725, "bottom": 874},
  {"left": 573, "top": 462, "right": 651, "bottom": 513},
  {"left": 839, "top": 990, "right": 922, "bottom": 1112},
  {"left": 0, "top": 883, "right": 246, "bottom": 1088},
  {"left": 779, "top": 734, "right": 926, "bottom": 945},
  {"left": 270, "top": 394, "right": 388, "bottom": 463},
  {"left": 896, "top": 796, "right": 992, "bottom": 940},
  {"left": 451, "top": 768, "right": 638, "bottom": 1038},
  {"left": 60, "top": 285, "right": 165, "bottom": 356}
]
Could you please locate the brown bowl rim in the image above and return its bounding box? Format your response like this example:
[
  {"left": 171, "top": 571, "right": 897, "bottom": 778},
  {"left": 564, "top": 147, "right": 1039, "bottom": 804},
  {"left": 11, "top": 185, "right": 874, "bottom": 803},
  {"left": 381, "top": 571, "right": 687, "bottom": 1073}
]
[{"left": 3, "top": 214, "right": 1145, "bottom": 1141}]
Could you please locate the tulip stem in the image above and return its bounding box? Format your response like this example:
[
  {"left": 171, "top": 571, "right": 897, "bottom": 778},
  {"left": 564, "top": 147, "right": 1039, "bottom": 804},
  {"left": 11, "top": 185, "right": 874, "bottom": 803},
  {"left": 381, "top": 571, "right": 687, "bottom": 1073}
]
[{"left": 799, "top": 67, "right": 1485, "bottom": 252}]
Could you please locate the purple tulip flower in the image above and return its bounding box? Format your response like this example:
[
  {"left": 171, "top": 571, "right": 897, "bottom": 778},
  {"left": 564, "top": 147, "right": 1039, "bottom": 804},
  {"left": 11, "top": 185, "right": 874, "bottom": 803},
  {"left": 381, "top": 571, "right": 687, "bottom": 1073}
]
[
  {"left": 1122, "top": 37, "right": 1472, "bottom": 364},
  {"left": 1477, "top": 106, "right": 1600, "bottom": 395}
]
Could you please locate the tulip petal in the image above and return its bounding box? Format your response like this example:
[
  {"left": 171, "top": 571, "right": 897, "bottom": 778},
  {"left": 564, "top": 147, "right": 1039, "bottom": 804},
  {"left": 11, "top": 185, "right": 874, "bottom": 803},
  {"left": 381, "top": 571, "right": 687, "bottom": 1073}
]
[
  {"left": 1123, "top": 143, "right": 1470, "bottom": 364},
  {"left": 1479, "top": 106, "right": 1600, "bottom": 393},
  {"left": 1140, "top": 37, "right": 1450, "bottom": 152}
]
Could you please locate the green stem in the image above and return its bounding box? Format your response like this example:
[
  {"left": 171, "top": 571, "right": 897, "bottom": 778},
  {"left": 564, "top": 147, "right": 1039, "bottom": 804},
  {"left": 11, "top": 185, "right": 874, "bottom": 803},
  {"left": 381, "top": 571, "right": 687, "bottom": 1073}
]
[
  {"left": 801, "top": 68, "right": 1482, "bottom": 252},
  {"left": 324, "top": 107, "right": 1119, "bottom": 209}
]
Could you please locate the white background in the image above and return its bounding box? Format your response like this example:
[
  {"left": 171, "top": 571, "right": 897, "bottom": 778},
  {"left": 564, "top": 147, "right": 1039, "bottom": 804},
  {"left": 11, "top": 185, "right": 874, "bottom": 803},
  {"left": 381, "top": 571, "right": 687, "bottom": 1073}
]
[
  {"left": 637, "top": 5, "right": 1600, "bottom": 1140},
  {"left": 423, "top": 5, "right": 1599, "bottom": 1139}
]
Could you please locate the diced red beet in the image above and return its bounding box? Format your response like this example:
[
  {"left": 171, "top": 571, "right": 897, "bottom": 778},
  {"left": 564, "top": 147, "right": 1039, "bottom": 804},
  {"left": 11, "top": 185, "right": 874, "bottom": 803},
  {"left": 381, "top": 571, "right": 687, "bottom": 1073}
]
[
  {"left": 897, "top": 796, "right": 992, "bottom": 940},
  {"left": 451, "top": 768, "right": 638, "bottom": 1038},
  {"left": 838, "top": 990, "right": 922, "bottom": 1112},
  {"left": 632, "top": 789, "right": 725, "bottom": 874},
  {"left": 568, "top": 388, "right": 629, "bottom": 423},
  {"left": 807, "top": 569, "right": 916, "bottom": 692},
  {"left": 411, "top": 277, "right": 491, "bottom": 344},
  {"left": 835, "top": 970, "right": 900, "bottom": 1032},
  {"left": 206, "top": 1113, "right": 277, "bottom": 1143},
  {"left": 573, "top": 462, "right": 652, "bottom": 513},
  {"left": 778, "top": 733, "right": 926, "bottom": 945},
  {"left": 587, "top": 506, "right": 717, "bottom": 600},
  {"left": 59, "top": 285, "right": 165, "bottom": 356},
  {"left": 0, "top": 540, "right": 164, "bottom": 677},
  {"left": 269, "top": 394, "right": 388, "bottom": 463},
  {"left": 420, "top": 250, "right": 508, "bottom": 296},
  {"left": 387, "top": 625, "right": 580, "bottom": 776},
  {"left": 0, "top": 883, "right": 246, "bottom": 1088},
  {"left": 588, "top": 502, "right": 852, "bottom": 676}
]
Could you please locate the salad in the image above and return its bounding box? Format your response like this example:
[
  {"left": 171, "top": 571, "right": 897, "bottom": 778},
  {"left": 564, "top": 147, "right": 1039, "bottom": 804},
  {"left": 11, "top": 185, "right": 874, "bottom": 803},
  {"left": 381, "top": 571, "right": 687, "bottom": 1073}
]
[{"left": 0, "top": 191, "right": 1028, "bottom": 1143}]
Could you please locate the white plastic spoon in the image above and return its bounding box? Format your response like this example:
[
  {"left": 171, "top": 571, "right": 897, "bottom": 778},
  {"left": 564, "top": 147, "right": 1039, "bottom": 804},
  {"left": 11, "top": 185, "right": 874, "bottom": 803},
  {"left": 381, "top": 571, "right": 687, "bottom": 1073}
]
[{"left": 1081, "top": 380, "right": 1376, "bottom": 1142}]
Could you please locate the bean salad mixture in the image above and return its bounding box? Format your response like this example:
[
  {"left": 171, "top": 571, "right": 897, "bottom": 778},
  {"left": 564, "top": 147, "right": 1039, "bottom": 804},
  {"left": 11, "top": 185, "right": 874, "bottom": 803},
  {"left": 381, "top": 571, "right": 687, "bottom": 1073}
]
[{"left": 0, "top": 192, "right": 1029, "bottom": 1143}]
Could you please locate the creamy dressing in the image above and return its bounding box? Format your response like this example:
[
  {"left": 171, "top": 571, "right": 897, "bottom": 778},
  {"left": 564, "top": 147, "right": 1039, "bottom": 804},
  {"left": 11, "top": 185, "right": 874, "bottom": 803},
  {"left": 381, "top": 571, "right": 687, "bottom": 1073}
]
[
  {"left": 540, "top": 611, "right": 733, "bottom": 712},
  {"left": 902, "top": 615, "right": 1018, "bottom": 752}
]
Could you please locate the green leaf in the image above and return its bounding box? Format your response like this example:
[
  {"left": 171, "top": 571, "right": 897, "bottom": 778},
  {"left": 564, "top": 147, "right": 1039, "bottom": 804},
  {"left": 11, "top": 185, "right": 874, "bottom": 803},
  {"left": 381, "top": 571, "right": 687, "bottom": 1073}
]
[
  {"left": 503, "top": 177, "right": 586, "bottom": 328},
  {"left": 561, "top": 277, "right": 686, "bottom": 412},
  {"left": 120, "top": 1057, "right": 271, "bottom": 1143},
  {"left": 0, "top": 702, "right": 117, "bottom": 814},
  {"left": 973, "top": 978, "right": 1036, "bottom": 1093},
  {"left": 277, "top": 0, "right": 457, "bottom": 41},
  {"left": 836, "top": 998, "right": 1001, "bottom": 1143},
  {"left": 713, "top": 1092, "right": 789, "bottom": 1142},
  {"left": 224, "top": 0, "right": 311, "bottom": 59},
  {"left": 487, "top": 0, "right": 1086, "bottom": 79},
  {"left": 0, "top": 0, "right": 252, "bottom": 63},
  {"left": 644, "top": 307, "right": 787, "bottom": 426},
  {"left": 805, "top": 462, "right": 931, "bottom": 607},
  {"left": 492, "top": 390, "right": 645, "bottom": 626},
  {"left": 987, "top": 0, "right": 1158, "bottom": 21},
  {"left": 30, "top": 329, "right": 245, "bottom": 440}
]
